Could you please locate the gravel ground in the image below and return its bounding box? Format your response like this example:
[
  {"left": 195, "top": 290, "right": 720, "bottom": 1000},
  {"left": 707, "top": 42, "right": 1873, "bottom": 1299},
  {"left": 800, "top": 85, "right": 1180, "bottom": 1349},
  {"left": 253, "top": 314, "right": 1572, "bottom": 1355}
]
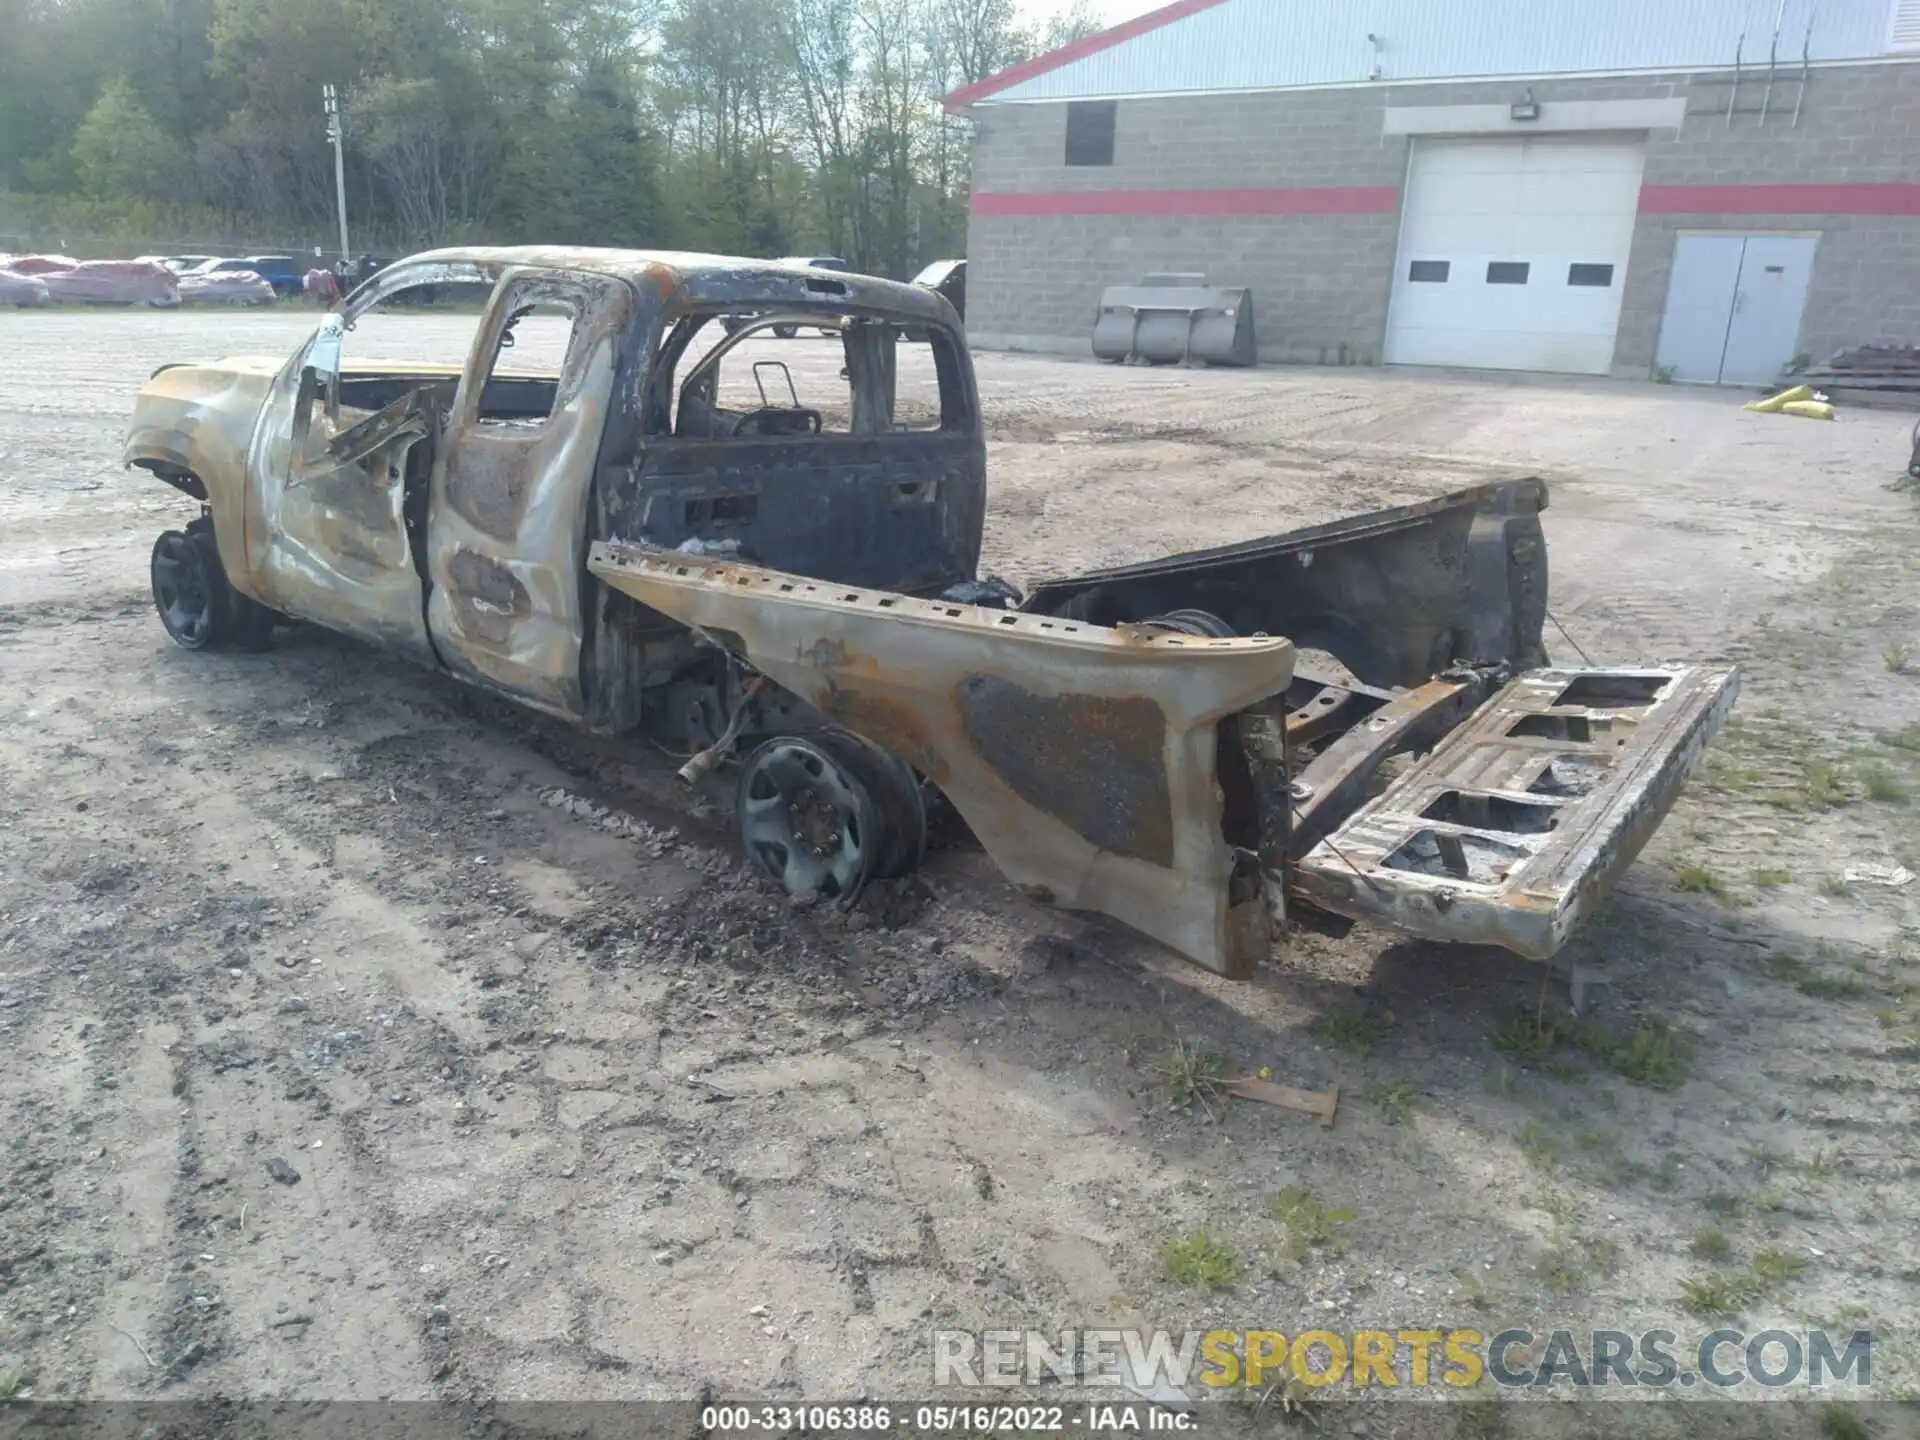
[{"left": 1, "top": 308, "right": 1917, "bottom": 1438}]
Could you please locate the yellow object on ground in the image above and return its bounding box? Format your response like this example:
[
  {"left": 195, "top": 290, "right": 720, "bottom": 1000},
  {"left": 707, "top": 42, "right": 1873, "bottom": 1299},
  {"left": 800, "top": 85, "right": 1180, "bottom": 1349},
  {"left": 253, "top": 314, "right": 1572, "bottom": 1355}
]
[
  {"left": 1744, "top": 384, "right": 1813, "bottom": 413},
  {"left": 1780, "top": 399, "right": 1836, "bottom": 420}
]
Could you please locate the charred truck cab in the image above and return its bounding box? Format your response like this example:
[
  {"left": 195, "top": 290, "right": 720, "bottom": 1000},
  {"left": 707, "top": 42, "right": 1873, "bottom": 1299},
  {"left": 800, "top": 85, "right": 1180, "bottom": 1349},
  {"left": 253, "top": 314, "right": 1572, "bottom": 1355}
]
[{"left": 125, "top": 246, "right": 1737, "bottom": 982}]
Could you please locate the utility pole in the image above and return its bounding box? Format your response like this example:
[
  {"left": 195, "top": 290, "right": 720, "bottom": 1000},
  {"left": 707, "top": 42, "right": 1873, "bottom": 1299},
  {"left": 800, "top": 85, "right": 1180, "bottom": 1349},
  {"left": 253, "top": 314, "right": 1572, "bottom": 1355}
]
[{"left": 323, "top": 85, "right": 350, "bottom": 266}]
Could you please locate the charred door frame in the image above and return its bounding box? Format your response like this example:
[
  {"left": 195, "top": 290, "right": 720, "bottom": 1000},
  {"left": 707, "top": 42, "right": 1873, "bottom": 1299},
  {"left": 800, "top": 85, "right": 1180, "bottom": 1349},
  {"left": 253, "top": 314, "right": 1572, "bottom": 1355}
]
[
  {"left": 603, "top": 306, "right": 985, "bottom": 590},
  {"left": 425, "top": 266, "right": 632, "bottom": 718},
  {"left": 242, "top": 266, "right": 503, "bottom": 663}
]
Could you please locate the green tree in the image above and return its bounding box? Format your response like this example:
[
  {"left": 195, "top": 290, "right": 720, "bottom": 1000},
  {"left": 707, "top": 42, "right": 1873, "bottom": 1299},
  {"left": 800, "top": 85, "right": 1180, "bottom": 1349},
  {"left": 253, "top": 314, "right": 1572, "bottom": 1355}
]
[
  {"left": 70, "top": 77, "right": 192, "bottom": 201},
  {"left": 2, "top": 0, "right": 1078, "bottom": 264},
  {"left": 541, "top": 61, "right": 671, "bottom": 247}
]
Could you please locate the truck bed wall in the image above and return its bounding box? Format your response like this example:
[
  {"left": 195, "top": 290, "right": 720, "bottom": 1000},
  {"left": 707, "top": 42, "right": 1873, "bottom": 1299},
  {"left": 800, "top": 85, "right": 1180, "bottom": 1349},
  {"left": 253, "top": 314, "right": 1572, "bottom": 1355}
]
[{"left": 1019, "top": 479, "right": 1550, "bottom": 688}]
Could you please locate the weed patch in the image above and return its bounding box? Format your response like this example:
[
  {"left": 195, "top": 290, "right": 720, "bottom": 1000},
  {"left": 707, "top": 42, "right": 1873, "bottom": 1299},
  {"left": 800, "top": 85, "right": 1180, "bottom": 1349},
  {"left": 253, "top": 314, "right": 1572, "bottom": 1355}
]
[
  {"left": 1488, "top": 1013, "right": 1556, "bottom": 1061},
  {"left": 1680, "top": 1250, "right": 1809, "bottom": 1319},
  {"left": 1314, "top": 1012, "right": 1378, "bottom": 1058},
  {"left": 1611, "top": 1020, "right": 1692, "bottom": 1089},
  {"left": 1164, "top": 1231, "right": 1239, "bottom": 1290},
  {"left": 1152, "top": 1038, "right": 1230, "bottom": 1114},
  {"left": 1269, "top": 1188, "right": 1354, "bottom": 1262},
  {"left": 1674, "top": 863, "right": 1729, "bottom": 896},
  {"left": 1689, "top": 1226, "right": 1734, "bottom": 1262},
  {"left": 1513, "top": 1121, "right": 1561, "bottom": 1173},
  {"left": 1859, "top": 761, "right": 1910, "bottom": 804},
  {"left": 1359, "top": 1079, "right": 1416, "bottom": 1124}
]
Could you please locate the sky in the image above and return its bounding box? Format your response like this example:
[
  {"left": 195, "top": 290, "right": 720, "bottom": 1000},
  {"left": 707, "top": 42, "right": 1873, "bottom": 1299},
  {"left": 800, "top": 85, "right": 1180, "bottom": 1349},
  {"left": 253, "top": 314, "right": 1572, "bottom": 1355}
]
[{"left": 1022, "top": 0, "right": 1166, "bottom": 33}]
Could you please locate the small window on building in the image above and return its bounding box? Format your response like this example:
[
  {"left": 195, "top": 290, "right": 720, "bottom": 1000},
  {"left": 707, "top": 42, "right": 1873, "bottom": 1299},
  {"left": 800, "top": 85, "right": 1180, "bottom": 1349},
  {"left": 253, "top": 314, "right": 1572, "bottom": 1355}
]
[
  {"left": 1065, "top": 101, "right": 1117, "bottom": 167},
  {"left": 1487, "top": 261, "right": 1531, "bottom": 285},
  {"left": 1567, "top": 263, "right": 1614, "bottom": 287},
  {"left": 1408, "top": 260, "right": 1450, "bottom": 283}
]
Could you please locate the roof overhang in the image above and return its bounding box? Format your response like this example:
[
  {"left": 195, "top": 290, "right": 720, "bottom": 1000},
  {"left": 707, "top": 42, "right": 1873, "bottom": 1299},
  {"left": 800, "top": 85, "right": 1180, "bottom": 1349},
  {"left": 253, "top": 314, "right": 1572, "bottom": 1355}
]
[{"left": 942, "top": 0, "right": 1230, "bottom": 111}]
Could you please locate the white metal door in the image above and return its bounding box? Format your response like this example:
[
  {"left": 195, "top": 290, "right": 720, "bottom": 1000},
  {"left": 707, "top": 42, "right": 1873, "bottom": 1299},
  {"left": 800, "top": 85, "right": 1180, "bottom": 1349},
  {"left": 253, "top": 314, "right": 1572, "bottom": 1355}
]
[
  {"left": 1654, "top": 235, "right": 1746, "bottom": 384},
  {"left": 1654, "top": 234, "right": 1817, "bottom": 385},
  {"left": 1719, "top": 236, "right": 1818, "bottom": 386},
  {"left": 1384, "top": 136, "right": 1645, "bottom": 375}
]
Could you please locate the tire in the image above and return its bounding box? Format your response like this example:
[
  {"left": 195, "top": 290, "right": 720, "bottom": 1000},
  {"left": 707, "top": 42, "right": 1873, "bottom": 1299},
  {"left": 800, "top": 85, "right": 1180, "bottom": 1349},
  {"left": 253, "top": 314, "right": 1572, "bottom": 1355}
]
[
  {"left": 151, "top": 529, "right": 219, "bottom": 649},
  {"left": 810, "top": 728, "right": 925, "bottom": 880},
  {"left": 737, "top": 735, "right": 881, "bottom": 904},
  {"left": 773, "top": 323, "right": 799, "bottom": 339},
  {"left": 1141, "top": 609, "right": 1237, "bottom": 638},
  {"left": 150, "top": 520, "right": 277, "bottom": 651}
]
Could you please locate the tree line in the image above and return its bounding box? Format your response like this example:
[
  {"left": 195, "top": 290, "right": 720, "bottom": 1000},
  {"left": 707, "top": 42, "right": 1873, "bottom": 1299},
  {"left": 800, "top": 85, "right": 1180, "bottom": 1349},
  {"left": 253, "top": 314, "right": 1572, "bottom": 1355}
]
[{"left": 0, "top": 0, "right": 1097, "bottom": 275}]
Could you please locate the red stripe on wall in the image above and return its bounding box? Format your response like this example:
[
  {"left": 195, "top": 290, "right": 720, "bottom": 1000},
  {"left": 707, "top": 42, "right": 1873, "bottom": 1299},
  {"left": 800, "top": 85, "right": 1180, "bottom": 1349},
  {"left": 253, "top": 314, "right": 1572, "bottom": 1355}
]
[
  {"left": 1639, "top": 183, "right": 1920, "bottom": 215},
  {"left": 970, "top": 187, "right": 1402, "bottom": 218},
  {"left": 942, "top": 0, "right": 1230, "bottom": 111}
]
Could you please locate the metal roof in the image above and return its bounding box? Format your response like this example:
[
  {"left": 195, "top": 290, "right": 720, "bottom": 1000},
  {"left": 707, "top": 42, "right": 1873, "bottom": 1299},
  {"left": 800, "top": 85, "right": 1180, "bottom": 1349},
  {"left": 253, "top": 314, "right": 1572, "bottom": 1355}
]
[
  {"left": 380, "top": 246, "right": 948, "bottom": 318},
  {"left": 949, "top": 0, "right": 1910, "bottom": 106}
]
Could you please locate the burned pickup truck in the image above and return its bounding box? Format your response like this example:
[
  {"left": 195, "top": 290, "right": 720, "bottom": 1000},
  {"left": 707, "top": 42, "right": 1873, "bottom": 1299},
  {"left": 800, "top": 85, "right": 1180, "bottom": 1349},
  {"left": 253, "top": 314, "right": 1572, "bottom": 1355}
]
[{"left": 124, "top": 246, "right": 1737, "bottom": 978}]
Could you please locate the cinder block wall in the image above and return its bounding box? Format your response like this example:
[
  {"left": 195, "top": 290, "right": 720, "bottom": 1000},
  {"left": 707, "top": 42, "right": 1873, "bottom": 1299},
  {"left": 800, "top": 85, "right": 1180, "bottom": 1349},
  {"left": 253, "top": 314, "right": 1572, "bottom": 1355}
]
[
  {"left": 967, "top": 90, "right": 1411, "bottom": 363},
  {"left": 963, "top": 61, "right": 1920, "bottom": 373},
  {"left": 1623, "top": 61, "right": 1920, "bottom": 369}
]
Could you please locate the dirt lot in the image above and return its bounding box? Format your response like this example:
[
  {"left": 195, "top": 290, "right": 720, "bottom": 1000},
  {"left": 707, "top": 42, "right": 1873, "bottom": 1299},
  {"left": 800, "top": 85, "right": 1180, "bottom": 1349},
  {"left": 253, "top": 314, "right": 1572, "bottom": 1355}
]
[{"left": 1, "top": 309, "right": 1917, "bottom": 1437}]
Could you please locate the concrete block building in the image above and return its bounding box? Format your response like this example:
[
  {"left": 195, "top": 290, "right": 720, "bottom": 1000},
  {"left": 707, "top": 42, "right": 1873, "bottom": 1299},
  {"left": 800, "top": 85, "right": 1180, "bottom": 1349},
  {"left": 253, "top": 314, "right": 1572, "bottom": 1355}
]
[{"left": 947, "top": 0, "right": 1920, "bottom": 380}]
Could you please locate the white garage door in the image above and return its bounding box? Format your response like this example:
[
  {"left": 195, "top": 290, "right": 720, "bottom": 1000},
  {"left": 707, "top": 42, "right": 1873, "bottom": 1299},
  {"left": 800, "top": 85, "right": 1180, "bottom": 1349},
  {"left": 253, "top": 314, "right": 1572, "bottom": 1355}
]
[{"left": 1384, "top": 136, "right": 1645, "bottom": 375}]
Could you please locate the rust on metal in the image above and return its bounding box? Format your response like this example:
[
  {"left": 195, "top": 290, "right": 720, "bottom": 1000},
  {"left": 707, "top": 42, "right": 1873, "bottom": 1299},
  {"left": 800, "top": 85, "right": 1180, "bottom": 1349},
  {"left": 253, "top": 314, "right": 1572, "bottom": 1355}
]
[
  {"left": 955, "top": 678, "right": 1174, "bottom": 866},
  {"left": 1287, "top": 677, "right": 1491, "bottom": 858},
  {"left": 1290, "top": 665, "right": 1741, "bottom": 958},
  {"left": 119, "top": 243, "right": 1741, "bottom": 981},
  {"left": 589, "top": 540, "right": 1294, "bottom": 976}
]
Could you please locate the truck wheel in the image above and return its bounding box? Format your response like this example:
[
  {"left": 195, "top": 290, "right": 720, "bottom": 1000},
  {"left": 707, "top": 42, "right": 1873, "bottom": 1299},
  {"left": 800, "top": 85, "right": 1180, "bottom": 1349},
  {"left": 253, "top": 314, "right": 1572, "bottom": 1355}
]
[
  {"left": 737, "top": 735, "right": 881, "bottom": 903},
  {"left": 811, "top": 728, "right": 925, "bottom": 880},
  {"left": 773, "top": 323, "right": 799, "bottom": 339},
  {"left": 1141, "top": 609, "right": 1237, "bottom": 638},
  {"left": 150, "top": 521, "right": 277, "bottom": 651},
  {"left": 150, "top": 529, "right": 223, "bottom": 650}
]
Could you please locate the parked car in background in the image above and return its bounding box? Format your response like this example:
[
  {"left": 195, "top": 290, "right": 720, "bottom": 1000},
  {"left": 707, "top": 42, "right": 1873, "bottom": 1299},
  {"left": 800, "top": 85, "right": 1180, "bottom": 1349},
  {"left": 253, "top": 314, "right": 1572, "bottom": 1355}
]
[
  {"left": 40, "top": 259, "right": 179, "bottom": 307},
  {"left": 8, "top": 255, "right": 79, "bottom": 275},
  {"left": 247, "top": 255, "right": 309, "bottom": 296},
  {"left": 0, "top": 267, "right": 51, "bottom": 306},
  {"left": 911, "top": 259, "right": 965, "bottom": 321},
  {"left": 347, "top": 254, "right": 395, "bottom": 289},
  {"left": 186, "top": 255, "right": 304, "bottom": 297},
  {"left": 137, "top": 254, "right": 220, "bottom": 275},
  {"left": 178, "top": 267, "right": 275, "bottom": 306}
]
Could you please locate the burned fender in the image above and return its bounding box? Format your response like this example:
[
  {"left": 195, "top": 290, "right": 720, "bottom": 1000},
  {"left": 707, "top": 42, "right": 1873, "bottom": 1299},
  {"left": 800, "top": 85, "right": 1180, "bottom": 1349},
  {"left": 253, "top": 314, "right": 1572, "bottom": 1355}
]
[
  {"left": 588, "top": 540, "right": 1293, "bottom": 976},
  {"left": 123, "top": 355, "right": 289, "bottom": 606}
]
